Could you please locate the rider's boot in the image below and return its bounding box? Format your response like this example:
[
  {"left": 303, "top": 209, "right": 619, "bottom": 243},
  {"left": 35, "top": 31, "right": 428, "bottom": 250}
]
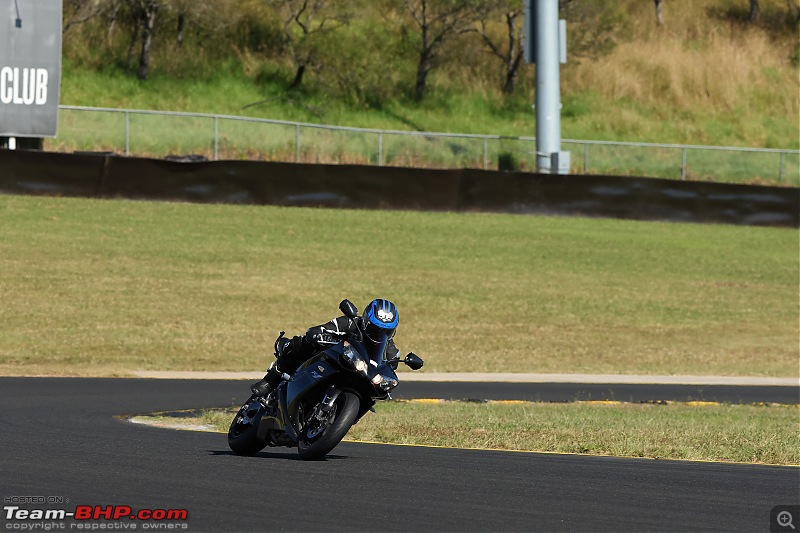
[
  {"left": 250, "top": 335, "right": 314, "bottom": 397},
  {"left": 250, "top": 362, "right": 281, "bottom": 397}
]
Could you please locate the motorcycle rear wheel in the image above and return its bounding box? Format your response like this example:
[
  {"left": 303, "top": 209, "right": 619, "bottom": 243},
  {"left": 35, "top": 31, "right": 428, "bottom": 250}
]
[
  {"left": 297, "top": 391, "right": 359, "bottom": 460},
  {"left": 227, "top": 394, "right": 268, "bottom": 456}
]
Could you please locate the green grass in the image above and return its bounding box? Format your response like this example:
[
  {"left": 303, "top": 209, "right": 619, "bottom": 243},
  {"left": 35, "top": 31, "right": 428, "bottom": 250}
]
[
  {"left": 48, "top": 106, "right": 800, "bottom": 185},
  {"left": 142, "top": 401, "right": 800, "bottom": 465},
  {"left": 53, "top": 0, "right": 799, "bottom": 184},
  {"left": 346, "top": 401, "right": 800, "bottom": 465},
  {"left": 51, "top": 63, "right": 800, "bottom": 185},
  {"left": 1, "top": 195, "right": 797, "bottom": 377}
]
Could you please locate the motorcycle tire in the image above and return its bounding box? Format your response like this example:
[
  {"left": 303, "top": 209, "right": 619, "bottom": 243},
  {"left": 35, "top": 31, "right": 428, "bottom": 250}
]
[
  {"left": 227, "top": 394, "right": 268, "bottom": 456},
  {"left": 297, "top": 391, "right": 359, "bottom": 461}
]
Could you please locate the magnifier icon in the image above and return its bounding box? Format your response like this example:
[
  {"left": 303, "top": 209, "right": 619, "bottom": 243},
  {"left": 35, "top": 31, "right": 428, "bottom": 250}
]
[{"left": 778, "top": 511, "right": 796, "bottom": 530}]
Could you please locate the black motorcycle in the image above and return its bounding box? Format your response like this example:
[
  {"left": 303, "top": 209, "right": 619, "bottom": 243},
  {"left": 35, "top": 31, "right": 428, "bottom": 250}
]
[{"left": 227, "top": 299, "right": 424, "bottom": 460}]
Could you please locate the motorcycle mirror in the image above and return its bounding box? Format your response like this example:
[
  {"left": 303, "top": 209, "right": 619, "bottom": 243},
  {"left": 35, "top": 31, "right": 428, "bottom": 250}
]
[
  {"left": 403, "top": 353, "right": 424, "bottom": 371},
  {"left": 339, "top": 299, "right": 359, "bottom": 319}
]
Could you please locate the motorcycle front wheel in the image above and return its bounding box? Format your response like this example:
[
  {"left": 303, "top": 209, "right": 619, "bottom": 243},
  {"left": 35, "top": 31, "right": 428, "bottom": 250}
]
[
  {"left": 297, "top": 391, "right": 359, "bottom": 460},
  {"left": 227, "top": 394, "right": 268, "bottom": 456}
]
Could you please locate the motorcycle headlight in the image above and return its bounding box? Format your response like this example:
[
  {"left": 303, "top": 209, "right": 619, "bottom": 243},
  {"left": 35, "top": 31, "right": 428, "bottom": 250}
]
[
  {"left": 354, "top": 359, "right": 369, "bottom": 375},
  {"left": 372, "top": 373, "right": 399, "bottom": 391},
  {"left": 341, "top": 344, "right": 369, "bottom": 376}
]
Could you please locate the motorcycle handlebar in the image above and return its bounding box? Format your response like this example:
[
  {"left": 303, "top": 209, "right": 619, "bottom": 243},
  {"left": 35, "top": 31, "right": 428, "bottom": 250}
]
[{"left": 274, "top": 331, "right": 287, "bottom": 355}]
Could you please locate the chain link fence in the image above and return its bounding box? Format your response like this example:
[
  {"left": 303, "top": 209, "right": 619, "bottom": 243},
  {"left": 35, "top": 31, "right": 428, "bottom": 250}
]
[{"left": 48, "top": 105, "right": 799, "bottom": 186}]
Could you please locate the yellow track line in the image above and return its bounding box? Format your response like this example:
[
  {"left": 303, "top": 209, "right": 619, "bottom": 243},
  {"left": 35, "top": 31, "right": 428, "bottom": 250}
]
[{"left": 125, "top": 411, "right": 800, "bottom": 468}]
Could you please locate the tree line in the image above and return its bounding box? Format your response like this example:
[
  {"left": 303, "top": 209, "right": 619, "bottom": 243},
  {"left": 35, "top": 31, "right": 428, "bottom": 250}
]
[{"left": 62, "top": 0, "right": 800, "bottom": 102}]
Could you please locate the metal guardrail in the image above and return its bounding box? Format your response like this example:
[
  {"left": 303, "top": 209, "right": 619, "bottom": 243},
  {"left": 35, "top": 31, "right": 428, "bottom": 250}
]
[{"left": 53, "top": 105, "right": 799, "bottom": 185}]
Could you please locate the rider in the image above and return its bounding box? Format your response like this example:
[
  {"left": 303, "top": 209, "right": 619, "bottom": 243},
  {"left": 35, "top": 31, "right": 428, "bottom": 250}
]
[{"left": 251, "top": 298, "right": 401, "bottom": 397}]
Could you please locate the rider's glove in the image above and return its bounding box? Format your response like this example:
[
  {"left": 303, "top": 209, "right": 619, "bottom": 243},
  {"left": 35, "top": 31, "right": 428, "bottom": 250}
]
[
  {"left": 312, "top": 332, "right": 338, "bottom": 346},
  {"left": 308, "top": 326, "right": 344, "bottom": 346}
]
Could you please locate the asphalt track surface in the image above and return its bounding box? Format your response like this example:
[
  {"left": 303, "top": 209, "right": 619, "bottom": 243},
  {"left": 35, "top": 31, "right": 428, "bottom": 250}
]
[{"left": 1, "top": 378, "right": 798, "bottom": 532}]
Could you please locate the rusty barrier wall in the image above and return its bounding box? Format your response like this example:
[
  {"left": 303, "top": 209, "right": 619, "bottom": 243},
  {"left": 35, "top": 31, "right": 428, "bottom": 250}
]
[{"left": 0, "top": 149, "right": 797, "bottom": 227}]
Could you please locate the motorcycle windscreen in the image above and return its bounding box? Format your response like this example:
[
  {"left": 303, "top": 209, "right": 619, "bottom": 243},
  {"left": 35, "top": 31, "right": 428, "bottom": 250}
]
[{"left": 360, "top": 330, "right": 389, "bottom": 364}]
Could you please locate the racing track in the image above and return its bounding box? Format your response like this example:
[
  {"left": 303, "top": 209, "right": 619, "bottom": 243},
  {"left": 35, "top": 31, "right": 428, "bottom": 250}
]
[{"left": 1, "top": 378, "right": 798, "bottom": 532}]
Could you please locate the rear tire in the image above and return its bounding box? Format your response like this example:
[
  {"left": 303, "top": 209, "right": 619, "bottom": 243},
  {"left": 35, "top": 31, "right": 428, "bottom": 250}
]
[
  {"left": 297, "top": 391, "right": 359, "bottom": 460},
  {"left": 227, "top": 394, "right": 268, "bottom": 456}
]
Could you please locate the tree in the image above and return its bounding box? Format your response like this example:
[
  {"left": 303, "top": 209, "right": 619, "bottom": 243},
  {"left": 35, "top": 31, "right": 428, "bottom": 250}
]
[
  {"left": 558, "top": 0, "right": 627, "bottom": 60},
  {"left": 749, "top": 0, "right": 760, "bottom": 22},
  {"left": 63, "top": 0, "right": 108, "bottom": 33},
  {"left": 472, "top": 1, "right": 524, "bottom": 95},
  {"left": 789, "top": 0, "right": 800, "bottom": 22},
  {"left": 654, "top": 0, "right": 664, "bottom": 26},
  {"left": 162, "top": 1, "right": 212, "bottom": 49},
  {"left": 400, "top": 0, "right": 482, "bottom": 100},
  {"left": 136, "top": 0, "right": 159, "bottom": 80},
  {"left": 270, "top": 0, "right": 351, "bottom": 90},
  {"left": 118, "top": 0, "right": 159, "bottom": 80},
  {"left": 63, "top": 0, "right": 127, "bottom": 43}
]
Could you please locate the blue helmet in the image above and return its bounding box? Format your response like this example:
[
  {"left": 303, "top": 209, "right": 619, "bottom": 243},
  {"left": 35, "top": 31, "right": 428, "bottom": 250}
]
[{"left": 363, "top": 299, "right": 399, "bottom": 343}]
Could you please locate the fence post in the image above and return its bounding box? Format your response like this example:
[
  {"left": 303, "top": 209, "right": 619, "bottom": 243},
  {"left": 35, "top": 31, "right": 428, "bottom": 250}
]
[
  {"left": 681, "top": 148, "right": 688, "bottom": 180},
  {"left": 213, "top": 116, "right": 219, "bottom": 161},
  {"left": 54, "top": 106, "right": 800, "bottom": 185},
  {"left": 124, "top": 110, "right": 130, "bottom": 157},
  {"left": 295, "top": 124, "right": 300, "bottom": 163},
  {"left": 584, "top": 144, "right": 589, "bottom": 174}
]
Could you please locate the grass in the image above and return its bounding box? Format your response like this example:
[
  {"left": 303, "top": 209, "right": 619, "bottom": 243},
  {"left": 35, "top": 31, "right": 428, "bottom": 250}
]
[
  {"left": 135, "top": 401, "right": 800, "bottom": 466},
  {"left": 561, "top": 20, "right": 799, "bottom": 149},
  {"left": 51, "top": 0, "right": 799, "bottom": 183},
  {"left": 1, "top": 195, "right": 797, "bottom": 377},
  {"left": 47, "top": 106, "right": 800, "bottom": 185},
  {"left": 57, "top": 6, "right": 799, "bottom": 151}
]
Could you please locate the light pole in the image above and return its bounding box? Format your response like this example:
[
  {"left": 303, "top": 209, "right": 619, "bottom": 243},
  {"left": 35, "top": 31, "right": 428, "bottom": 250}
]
[{"left": 525, "top": 0, "right": 570, "bottom": 174}]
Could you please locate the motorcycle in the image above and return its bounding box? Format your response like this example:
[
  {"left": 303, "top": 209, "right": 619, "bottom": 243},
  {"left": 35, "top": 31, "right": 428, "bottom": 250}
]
[{"left": 227, "top": 299, "right": 424, "bottom": 460}]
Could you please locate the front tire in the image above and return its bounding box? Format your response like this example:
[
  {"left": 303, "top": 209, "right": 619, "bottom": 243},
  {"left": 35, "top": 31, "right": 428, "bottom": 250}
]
[
  {"left": 227, "top": 394, "right": 268, "bottom": 456},
  {"left": 297, "top": 391, "right": 360, "bottom": 460}
]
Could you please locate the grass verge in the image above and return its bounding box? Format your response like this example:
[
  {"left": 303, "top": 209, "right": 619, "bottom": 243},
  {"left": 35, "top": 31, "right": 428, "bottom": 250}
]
[
  {"left": 133, "top": 401, "right": 800, "bottom": 466},
  {"left": 1, "top": 195, "right": 797, "bottom": 377},
  {"left": 49, "top": 106, "right": 800, "bottom": 186}
]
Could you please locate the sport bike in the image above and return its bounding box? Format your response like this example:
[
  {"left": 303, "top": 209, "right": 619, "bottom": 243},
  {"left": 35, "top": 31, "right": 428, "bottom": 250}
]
[{"left": 227, "top": 299, "right": 424, "bottom": 460}]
